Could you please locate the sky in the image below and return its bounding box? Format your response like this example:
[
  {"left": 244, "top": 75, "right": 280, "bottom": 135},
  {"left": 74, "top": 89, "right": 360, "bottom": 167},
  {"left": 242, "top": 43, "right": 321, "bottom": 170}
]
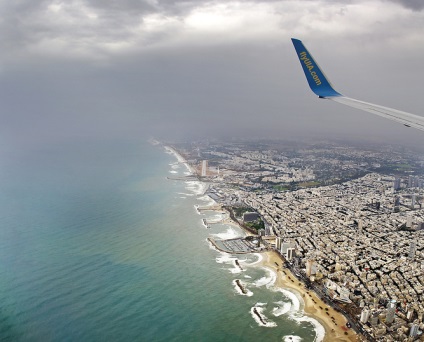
[{"left": 1, "top": 0, "right": 424, "bottom": 150}]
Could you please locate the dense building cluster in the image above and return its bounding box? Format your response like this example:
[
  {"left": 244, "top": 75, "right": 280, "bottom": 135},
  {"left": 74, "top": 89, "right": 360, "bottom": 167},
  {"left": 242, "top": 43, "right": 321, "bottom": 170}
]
[{"left": 174, "top": 140, "right": 424, "bottom": 341}]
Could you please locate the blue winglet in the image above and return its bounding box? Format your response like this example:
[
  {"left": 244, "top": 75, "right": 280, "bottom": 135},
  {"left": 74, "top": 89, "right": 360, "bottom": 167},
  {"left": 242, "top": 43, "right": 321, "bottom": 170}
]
[{"left": 291, "top": 38, "right": 342, "bottom": 98}]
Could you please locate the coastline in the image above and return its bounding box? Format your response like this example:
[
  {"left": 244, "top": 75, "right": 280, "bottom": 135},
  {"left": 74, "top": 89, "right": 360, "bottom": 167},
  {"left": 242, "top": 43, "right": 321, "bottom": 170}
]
[
  {"left": 163, "top": 143, "right": 358, "bottom": 342},
  {"left": 163, "top": 145, "right": 197, "bottom": 175},
  {"left": 263, "top": 251, "right": 357, "bottom": 342}
]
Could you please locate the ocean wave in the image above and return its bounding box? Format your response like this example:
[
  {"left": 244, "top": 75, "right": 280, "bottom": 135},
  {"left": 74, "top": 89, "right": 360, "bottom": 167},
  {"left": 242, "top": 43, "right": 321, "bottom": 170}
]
[
  {"left": 250, "top": 306, "right": 277, "bottom": 328},
  {"left": 282, "top": 336, "right": 303, "bottom": 342},
  {"left": 178, "top": 192, "right": 194, "bottom": 197},
  {"left": 169, "top": 170, "right": 178, "bottom": 174},
  {"left": 229, "top": 267, "right": 242, "bottom": 274},
  {"left": 208, "top": 213, "right": 224, "bottom": 220},
  {"left": 253, "top": 267, "right": 277, "bottom": 288},
  {"left": 185, "top": 181, "right": 206, "bottom": 195},
  {"left": 215, "top": 253, "right": 236, "bottom": 264},
  {"left": 255, "top": 302, "right": 267, "bottom": 307},
  {"left": 275, "top": 288, "right": 301, "bottom": 312},
  {"left": 243, "top": 253, "right": 263, "bottom": 266},
  {"left": 272, "top": 301, "right": 292, "bottom": 317},
  {"left": 197, "top": 195, "right": 216, "bottom": 205},
  {"left": 215, "top": 253, "right": 243, "bottom": 274},
  {"left": 211, "top": 227, "right": 241, "bottom": 240},
  {"left": 293, "top": 316, "right": 325, "bottom": 342},
  {"left": 164, "top": 146, "right": 185, "bottom": 163}
]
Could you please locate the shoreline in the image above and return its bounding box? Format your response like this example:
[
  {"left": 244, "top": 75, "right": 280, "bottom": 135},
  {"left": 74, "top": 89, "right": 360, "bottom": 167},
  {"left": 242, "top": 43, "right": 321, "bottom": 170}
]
[
  {"left": 164, "top": 143, "right": 358, "bottom": 342},
  {"left": 163, "top": 145, "right": 197, "bottom": 175},
  {"left": 262, "top": 251, "right": 357, "bottom": 342}
]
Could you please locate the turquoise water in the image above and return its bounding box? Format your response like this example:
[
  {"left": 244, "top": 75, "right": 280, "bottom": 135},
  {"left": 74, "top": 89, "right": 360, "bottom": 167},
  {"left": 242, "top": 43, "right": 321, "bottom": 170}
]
[{"left": 0, "top": 140, "right": 319, "bottom": 341}]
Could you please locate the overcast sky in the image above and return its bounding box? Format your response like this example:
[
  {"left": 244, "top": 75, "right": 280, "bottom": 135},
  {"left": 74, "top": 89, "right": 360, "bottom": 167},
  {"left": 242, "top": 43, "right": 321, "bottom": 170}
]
[{"left": 1, "top": 0, "right": 424, "bottom": 150}]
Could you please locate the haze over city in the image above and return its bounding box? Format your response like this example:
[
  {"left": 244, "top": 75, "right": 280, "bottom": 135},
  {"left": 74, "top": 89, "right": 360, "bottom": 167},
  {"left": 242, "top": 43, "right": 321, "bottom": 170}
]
[{"left": 1, "top": 0, "right": 424, "bottom": 150}]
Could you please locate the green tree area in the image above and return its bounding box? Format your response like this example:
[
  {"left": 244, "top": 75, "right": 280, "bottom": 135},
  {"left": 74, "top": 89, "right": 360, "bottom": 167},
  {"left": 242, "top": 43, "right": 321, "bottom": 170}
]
[
  {"left": 245, "top": 219, "right": 265, "bottom": 231},
  {"left": 298, "top": 181, "right": 321, "bottom": 188},
  {"left": 272, "top": 185, "right": 290, "bottom": 191},
  {"left": 233, "top": 206, "right": 252, "bottom": 217}
]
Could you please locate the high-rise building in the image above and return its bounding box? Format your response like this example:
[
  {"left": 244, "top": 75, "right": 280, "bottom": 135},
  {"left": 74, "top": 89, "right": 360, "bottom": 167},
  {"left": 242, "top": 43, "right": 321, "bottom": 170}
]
[
  {"left": 370, "top": 312, "right": 379, "bottom": 326},
  {"left": 286, "top": 247, "right": 295, "bottom": 261},
  {"left": 408, "top": 175, "right": 414, "bottom": 188},
  {"left": 281, "top": 242, "right": 295, "bottom": 255},
  {"left": 407, "top": 308, "right": 415, "bottom": 321},
  {"left": 393, "top": 177, "right": 401, "bottom": 191},
  {"left": 411, "top": 194, "right": 416, "bottom": 209},
  {"left": 275, "top": 237, "right": 282, "bottom": 250},
  {"left": 201, "top": 160, "right": 208, "bottom": 177},
  {"left": 407, "top": 215, "right": 413, "bottom": 228},
  {"left": 306, "top": 259, "right": 317, "bottom": 277},
  {"left": 409, "top": 241, "right": 417, "bottom": 259},
  {"left": 410, "top": 323, "right": 419, "bottom": 338},
  {"left": 386, "top": 300, "right": 396, "bottom": 324},
  {"left": 360, "top": 308, "right": 370, "bottom": 324},
  {"left": 358, "top": 219, "right": 363, "bottom": 232}
]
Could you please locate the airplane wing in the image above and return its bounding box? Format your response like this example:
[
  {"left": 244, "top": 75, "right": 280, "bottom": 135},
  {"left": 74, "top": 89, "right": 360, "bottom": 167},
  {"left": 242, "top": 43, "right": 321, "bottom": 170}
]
[{"left": 291, "top": 38, "right": 424, "bottom": 132}]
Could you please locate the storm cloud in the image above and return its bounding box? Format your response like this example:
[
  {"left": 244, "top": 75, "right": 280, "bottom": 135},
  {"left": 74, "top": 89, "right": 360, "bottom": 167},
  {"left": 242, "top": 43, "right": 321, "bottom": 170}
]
[{"left": 1, "top": 0, "right": 424, "bottom": 149}]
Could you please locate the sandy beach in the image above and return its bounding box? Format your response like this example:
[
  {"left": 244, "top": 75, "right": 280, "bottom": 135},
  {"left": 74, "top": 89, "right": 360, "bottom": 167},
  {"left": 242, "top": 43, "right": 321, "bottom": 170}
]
[
  {"left": 164, "top": 145, "right": 197, "bottom": 175},
  {"left": 263, "top": 251, "right": 358, "bottom": 342}
]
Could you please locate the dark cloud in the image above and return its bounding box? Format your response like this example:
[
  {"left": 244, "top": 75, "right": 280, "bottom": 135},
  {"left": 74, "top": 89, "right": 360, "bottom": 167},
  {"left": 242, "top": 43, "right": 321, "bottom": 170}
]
[
  {"left": 387, "top": 0, "right": 424, "bottom": 10},
  {"left": 0, "top": 0, "right": 423, "bottom": 151}
]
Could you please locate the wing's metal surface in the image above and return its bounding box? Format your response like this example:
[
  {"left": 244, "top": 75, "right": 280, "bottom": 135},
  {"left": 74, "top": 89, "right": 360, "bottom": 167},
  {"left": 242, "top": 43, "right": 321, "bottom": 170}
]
[
  {"left": 291, "top": 38, "right": 424, "bottom": 132},
  {"left": 329, "top": 96, "right": 424, "bottom": 131}
]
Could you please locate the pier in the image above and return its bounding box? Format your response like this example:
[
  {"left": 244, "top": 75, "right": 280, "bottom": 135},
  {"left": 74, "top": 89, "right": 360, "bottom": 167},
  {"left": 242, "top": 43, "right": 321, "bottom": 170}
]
[
  {"left": 196, "top": 204, "right": 222, "bottom": 212},
  {"left": 167, "top": 175, "right": 199, "bottom": 181}
]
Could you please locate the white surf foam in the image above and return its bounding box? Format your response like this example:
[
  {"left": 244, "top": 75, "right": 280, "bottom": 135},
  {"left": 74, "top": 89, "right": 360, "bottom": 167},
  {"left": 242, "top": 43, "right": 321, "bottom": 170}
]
[
  {"left": 198, "top": 195, "right": 216, "bottom": 205},
  {"left": 169, "top": 170, "right": 178, "bottom": 174},
  {"left": 293, "top": 316, "right": 325, "bottom": 342},
  {"left": 272, "top": 301, "right": 292, "bottom": 317},
  {"left": 209, "top": 213, "right": 224, "bottom": 220},
  {"left": 178, "top": 192, "right": 194, "bottom": 197},
  {"left": 253, "top": 267, "right": 277, "bottom": 288},
  {"left": 243, "top": 253, "right": 263, "bottom": 266},
  {"left": 282, "top": 336, "right": 303, "bottom": 342},
  {"left": 229, "top": 267, "right": 242, "bottom": 274},
  {"left": 276, "top": 288, "right": 301, "bottom": 312},
  {"left": 250, "top": 306, "right": 277, "bottom": 328},
  {"left": 244, "top": 275, "right": 252, "bottom": 279},
  {"left": 215, "top": 253, "right": 244, "bottom": 274},
  {"left": 164, "top": 146, "right": 185, "bottom": 163},
  {"left": 215, "top": 253, "right": 236, "bottom": 264},
  {"left": 185, "top": 181, "right": 206, "bottom": 195},
  {"left": 211, "top": 227, "right": 241, "bottom": 240}
]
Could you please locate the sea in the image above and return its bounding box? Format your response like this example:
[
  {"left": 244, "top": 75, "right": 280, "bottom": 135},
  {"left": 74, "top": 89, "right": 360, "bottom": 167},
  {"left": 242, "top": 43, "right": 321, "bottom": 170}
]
[{"left": 0, "top": 140, "right": 323, "bottom": 342}]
